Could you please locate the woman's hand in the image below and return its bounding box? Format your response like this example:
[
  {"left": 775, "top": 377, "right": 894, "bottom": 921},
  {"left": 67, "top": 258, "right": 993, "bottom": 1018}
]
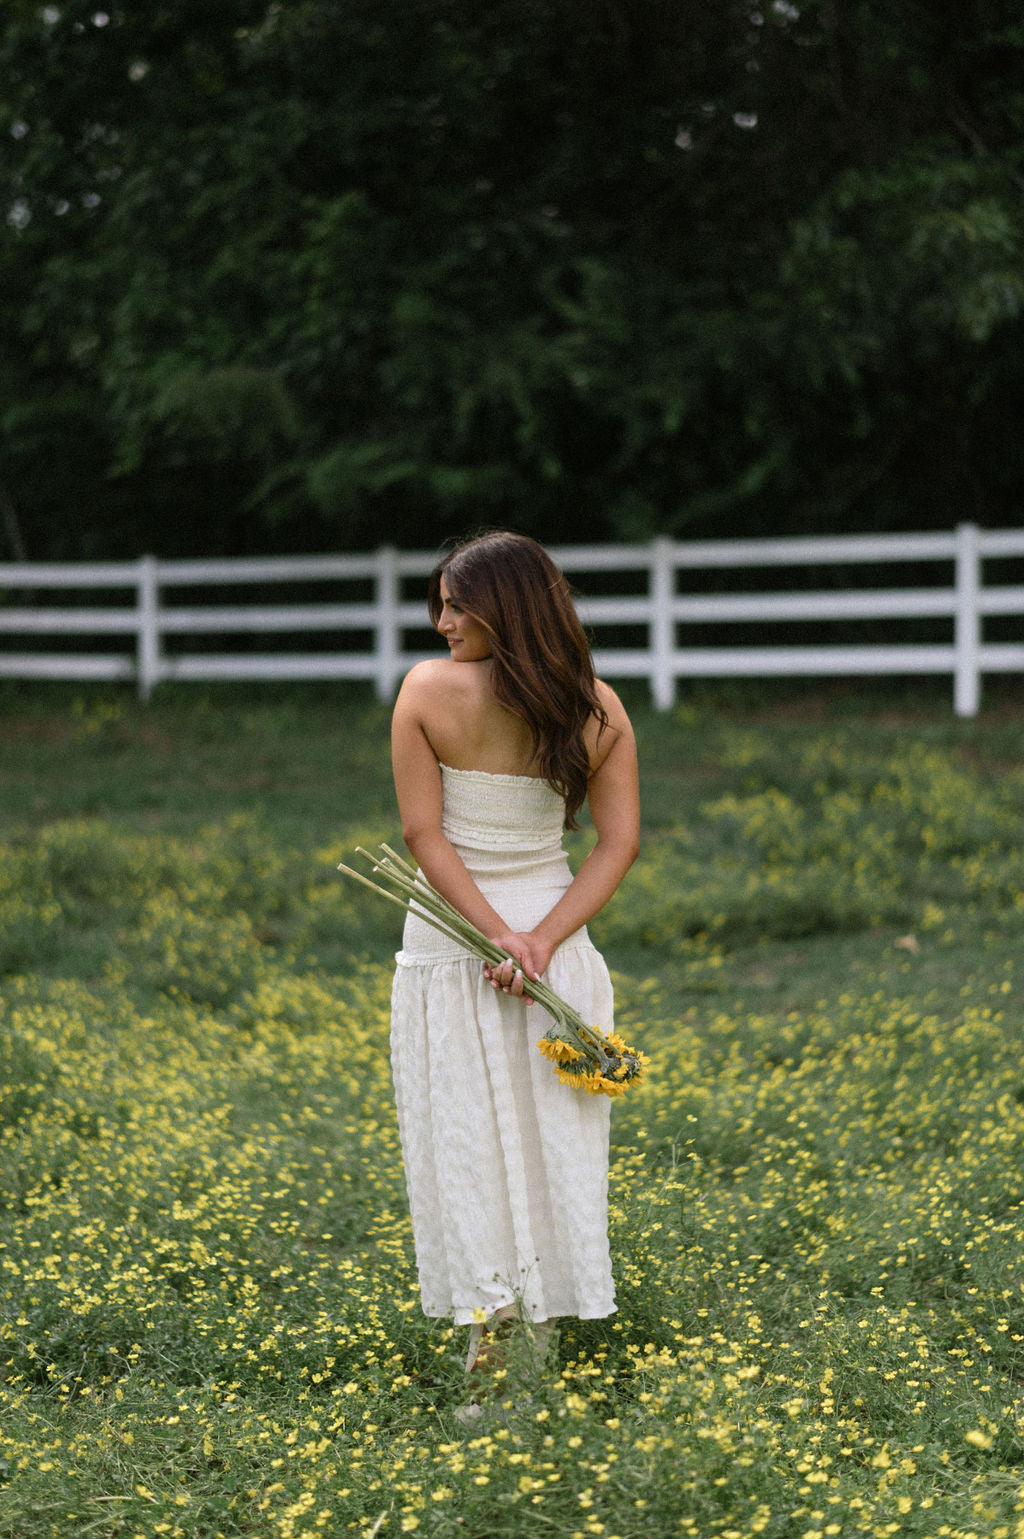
[{"left": 484, "top": 932, "right": 555, "bottom": 1003}]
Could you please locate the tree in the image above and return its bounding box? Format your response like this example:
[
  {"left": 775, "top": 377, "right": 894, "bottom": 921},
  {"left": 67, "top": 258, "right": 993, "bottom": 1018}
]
[{"left": 2, "top": 0, "right": 1022, "bottom": 556}]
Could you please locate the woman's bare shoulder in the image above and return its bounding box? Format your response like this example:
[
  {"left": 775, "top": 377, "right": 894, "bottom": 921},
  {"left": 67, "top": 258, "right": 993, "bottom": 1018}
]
[
  {"left": 398, "top": 658, "right": 448, "bottom": 693},
  {"left": 593, "top": 679, "right": 635, "bottom": 742},
  {"left": 595, "top": 678, "right": 632, "bottom": 726},
  {"left": 587, "top": 678, "right": 636, "bottom": 771},
  {"left": 399, "top": 657, "right": 474, "bottom": 695},
  {"left": 396, "top": 658, "right": 493, "bottom": 714}
]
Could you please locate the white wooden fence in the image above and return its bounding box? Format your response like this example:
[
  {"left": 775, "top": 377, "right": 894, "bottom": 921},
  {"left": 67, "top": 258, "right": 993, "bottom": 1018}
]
[{"left": 2, "top": 525, "right": 1024, "bottom": 715}]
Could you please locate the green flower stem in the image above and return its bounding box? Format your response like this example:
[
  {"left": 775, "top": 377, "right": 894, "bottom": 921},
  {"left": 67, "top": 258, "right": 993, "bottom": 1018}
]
[{"left": 338, "top": 844, "right": 618, "bottom": 1071}]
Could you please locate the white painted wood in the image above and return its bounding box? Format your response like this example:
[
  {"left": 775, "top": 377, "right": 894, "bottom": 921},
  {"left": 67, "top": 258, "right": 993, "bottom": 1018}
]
[
  {"left": 0, "top": 654, "right": 135, "bottom": 680},
  {"left": 654, "top": 532, "right": 960, "bottom": 567},
  {"left": 0, "top": 562, "right": 140, "bottom": 587},
  {"left": 2, "top": 526, "right": 1023, "bottom": 713},
  {"left": 375, "top": 545, "right": 401, "bottom": 704},
  {"left": 666, "top": 645, "right": 958, "bottom": 676},
  {"left": 954, "top": 522, "right": 981, "bottom": 718},
  {"left": 649, "top": 537, "right": 676, "bottom": 711},
  {"left": 137, "top": 554, "right": 162, "bottom": 703},
  {"left": 980, "top": 644, "right": 1024, "bottom": 670},
  {"left": 0, "top": 609, "right": 144, "bottom": 633},
  {"left": 157, "top": 604, "right": 383, "bottom": 632},
  {"left": 976, "top": 531, "right": 1024, "bottom": 558},
  {"left": 978, "top": 586, "right": 1024, "bottom": 615},
  {"left": 164, "top": 655, "right": 385, "bottom": 681},
  {"left": 157, "top": 554, "right": 385, "bottom": 583},
  {"left": 669, "top": 590, "right": 958, "bottom": 622}
]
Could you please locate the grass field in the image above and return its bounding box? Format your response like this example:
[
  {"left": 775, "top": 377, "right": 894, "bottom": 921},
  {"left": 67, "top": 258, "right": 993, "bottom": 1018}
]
[{"left": 2, "top": 681, "right": 1024, "bottom": 1539}]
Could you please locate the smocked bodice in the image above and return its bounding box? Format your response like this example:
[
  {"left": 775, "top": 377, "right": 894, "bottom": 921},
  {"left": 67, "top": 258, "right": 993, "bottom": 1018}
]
[{"left": 439, "top": 763, "right": 566, "bottom": 853}]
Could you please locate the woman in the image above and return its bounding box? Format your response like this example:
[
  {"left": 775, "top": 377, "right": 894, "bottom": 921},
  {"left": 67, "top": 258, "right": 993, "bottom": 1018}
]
[{"left": 389, "top": 532, "right": 639, "bottom": 1393}]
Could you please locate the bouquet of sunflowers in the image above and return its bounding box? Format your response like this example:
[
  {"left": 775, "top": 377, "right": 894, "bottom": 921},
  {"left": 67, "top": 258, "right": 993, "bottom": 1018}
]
[{"left": 338, "top": 844, "right": 648, "bottom": 1098}]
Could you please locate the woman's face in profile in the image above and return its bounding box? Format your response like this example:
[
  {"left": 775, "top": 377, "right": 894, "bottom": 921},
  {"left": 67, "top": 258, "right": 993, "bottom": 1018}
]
[{"left": 436, "top": 578, "right": 493, "bottom": 662}]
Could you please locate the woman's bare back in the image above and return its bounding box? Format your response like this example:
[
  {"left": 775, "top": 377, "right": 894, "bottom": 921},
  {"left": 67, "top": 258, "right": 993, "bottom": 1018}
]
[{"left": 408, "top": 658, "right": 622, "bottom": 779}]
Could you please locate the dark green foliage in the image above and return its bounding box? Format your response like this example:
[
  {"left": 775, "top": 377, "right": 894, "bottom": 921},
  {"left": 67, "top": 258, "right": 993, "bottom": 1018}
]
[{"left": 1, "top": 1, "right": 1023, "bottom": 557}]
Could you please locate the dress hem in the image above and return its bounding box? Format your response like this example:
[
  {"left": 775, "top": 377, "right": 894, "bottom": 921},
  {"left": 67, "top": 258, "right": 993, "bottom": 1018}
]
[{"left": 425, "top": 1304, "right": 619, "bottom": 1327}]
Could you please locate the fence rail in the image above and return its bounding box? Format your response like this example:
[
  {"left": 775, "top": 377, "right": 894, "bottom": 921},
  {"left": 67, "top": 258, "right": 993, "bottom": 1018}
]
[{"left": 2, "top": 525, "right": 1024, "bottom": 714}]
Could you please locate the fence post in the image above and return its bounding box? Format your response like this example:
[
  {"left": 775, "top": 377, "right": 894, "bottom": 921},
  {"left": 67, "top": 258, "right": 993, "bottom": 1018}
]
[
  {"left": 954, "top": 522, "right": 981, "bottom": 718},
  {"left": 375, "top": 545, "right": 400, "bottom": 702},
  {"left": 649, "top": 537, "right": 675, "bottom": 710},
  {"left": 137, "top": 554, "right": 162, "bottom": 702}
]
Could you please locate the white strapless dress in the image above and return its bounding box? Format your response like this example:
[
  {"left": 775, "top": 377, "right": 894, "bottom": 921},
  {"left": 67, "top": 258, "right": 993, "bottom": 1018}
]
[{"left": 390, "top": 764, "right": 616, "bottom": 1325}]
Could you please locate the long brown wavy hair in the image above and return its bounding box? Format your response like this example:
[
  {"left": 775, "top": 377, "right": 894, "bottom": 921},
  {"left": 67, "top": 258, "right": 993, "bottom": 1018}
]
[{"left": 427, "top": 532, "right": 608, "bottom": 828}]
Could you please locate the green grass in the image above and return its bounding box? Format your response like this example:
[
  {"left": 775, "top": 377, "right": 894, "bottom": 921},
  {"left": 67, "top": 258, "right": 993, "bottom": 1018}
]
[{"left": 2, "top": 680, "right": 1024, "bottom": 1538}]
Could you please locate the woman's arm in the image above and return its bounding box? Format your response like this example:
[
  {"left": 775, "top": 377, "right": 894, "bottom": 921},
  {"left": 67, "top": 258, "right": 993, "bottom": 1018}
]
[
  {"left": 391, "top": 665, "right": 513, "bottom": 939},
  {"left": 486, "top": 687, "right": 639, "bottom": 993},
  {"left": 529, "top": 690, "right": 640, "bottom": 958}
]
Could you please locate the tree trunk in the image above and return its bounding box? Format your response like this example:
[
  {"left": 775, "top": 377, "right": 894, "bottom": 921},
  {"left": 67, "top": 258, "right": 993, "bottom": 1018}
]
[{"left": 0, "top": 476, "right": 28, "bottom": 561}]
